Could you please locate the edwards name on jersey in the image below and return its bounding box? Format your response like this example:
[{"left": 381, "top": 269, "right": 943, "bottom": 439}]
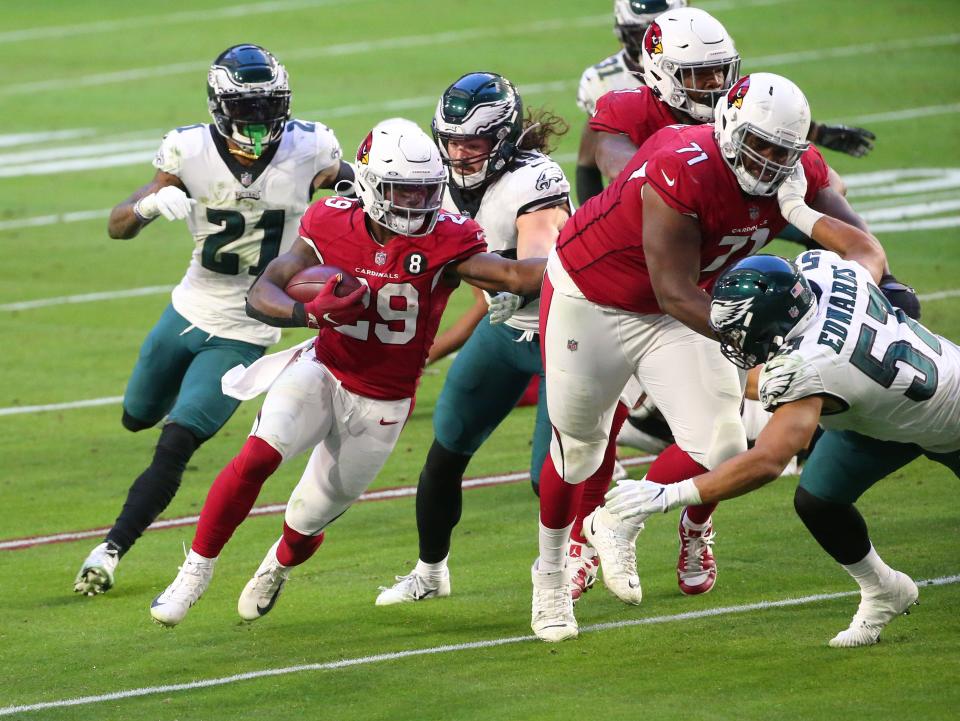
[
  {"left": 156, "top": 120, "right": 342, "bottom": 346},
  {"left": 299, "top": 199, "right": 488, "bottom": 401},
  {"left": 557, "top": 123, "right": 830, "bottom": 314},
  {"left": 759, "top": 251, "right": 960, "bottom": 454},
  {"left": 444, "top": 150, "right": 571, "bottom": 333}
]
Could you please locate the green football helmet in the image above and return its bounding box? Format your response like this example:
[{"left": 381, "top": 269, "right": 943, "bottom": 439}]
[
  {"left": 709, "top": 255, "right": 817, "bottom": 369},
  {"left": 432, "top": 72, "right": 523, "bottom": 189}
]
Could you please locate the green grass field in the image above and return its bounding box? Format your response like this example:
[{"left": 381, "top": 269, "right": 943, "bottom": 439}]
[{"left": 1, "top": 0, "right": 959, "bottom": 718}]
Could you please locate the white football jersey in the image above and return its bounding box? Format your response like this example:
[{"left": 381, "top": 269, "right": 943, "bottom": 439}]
[
  {"left": 154, "top": 120, "right": 342, "bottom": 346},
  {"left": 442, "top": 151, "right": 571, "bottom": 332},
  {"left": 576, "top": 50, "right": 644, "bottom": 116},
  {"left": 759, "top": 251, "right": 960, "bottom": 453}
]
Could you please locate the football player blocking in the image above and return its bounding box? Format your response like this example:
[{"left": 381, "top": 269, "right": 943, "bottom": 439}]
[
  {"left": 606, "top": 252, "right": 960, "bottom": 647},
  {"left": 530, "top": 72, "right": 890, "bottom": 643},
  {"left": 149, "top": 119, "right": 548, "bottom": 627},
  {"left": 74, "top": 44, "right": 352, "bottom": 596}
]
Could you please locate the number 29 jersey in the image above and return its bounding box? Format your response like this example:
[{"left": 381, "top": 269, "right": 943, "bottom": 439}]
[
  {"left": 759, "top": 251, "right": 960, "bottom": 454},
  {"left": 155, "top": 121, "right": 342, "bottom": 346},
  {"left": 299, "top": 199, "right": 488, "bottom": 401},
  {"left": 556, "top": 123, "right": 830, "bottom": 314}
]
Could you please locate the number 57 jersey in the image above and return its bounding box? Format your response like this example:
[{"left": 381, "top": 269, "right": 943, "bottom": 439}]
[
  {"left": 760, "top": 251, "right": 960, "bottom": 454},
  {"left": 556, "top": 123, "right": 830, "bottom": 314},
  {"left": 155, "top": 121, "right": 342, "bottom": 346},
  {"left": 299, "top": 199, "right": 488, "bottom": 401}
]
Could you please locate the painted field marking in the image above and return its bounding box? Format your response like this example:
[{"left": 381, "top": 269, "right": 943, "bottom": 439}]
[
  {"left": 0, "top": 454, "right": 656, "bottom": 551},
  {"left": 1, "top": 572, "right": 957, "bottom": 717}
]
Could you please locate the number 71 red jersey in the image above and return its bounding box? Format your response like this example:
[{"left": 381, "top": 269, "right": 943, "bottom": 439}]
[
  {"left": 557, "top": 123, "right": 830, "bottom": 314},
  {"left": 298, "top": 197, "right": 487, "bottom": 400}
]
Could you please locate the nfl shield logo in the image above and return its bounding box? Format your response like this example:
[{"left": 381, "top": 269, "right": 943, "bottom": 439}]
[
  {"left": 748, "top": 205, "right": 759, "bottom": 220},
  {"left": 375, "top": 250, "right": 387, "bottom": 266},
  {"left": 567, "top": 339, "right": 578, "bottom": 352},
  {"left": 240, "top": 171, "right": 254, "bottom": 187}
]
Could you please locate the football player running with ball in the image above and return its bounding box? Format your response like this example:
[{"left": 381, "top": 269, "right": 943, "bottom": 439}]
[
  {"left": 605, "top": 252, "right": 960, "bottom": 647},
  {"left": 74, "top": 45, "right": 352, "bottom": 597},
  {"left": 149, "top": 119, "right": 549, "bottom": 627},
  {"left": 530, "top": 73, "right": 888, "bottom": 642}
]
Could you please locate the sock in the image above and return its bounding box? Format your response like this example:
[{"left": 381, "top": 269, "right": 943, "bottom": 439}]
[
  {"left": 572, "top": 401, "right": 631, "bottom": 543},
  {"left": 538, "top": 520, "right": 575, "bottom": 572},
  {"left": 647, "top": 443, "right": 716, "bottom": 524},
  {"left": 538, "top": 453, "right": 585, "bottom": 531},
  {"left": 415, "top": 556, "right": 449, "bottom": 581},
  {"left": 106, "top": 423, "right": 200, "bottom": 556},
  {"left": 276, "top": 522, "right": 325, "bottom": 567},
  {"left": 415, "top": 440, "right": 472, "bottom": 564},
  {"left": 841, "top": 545, "right": 892, "bottom": 595},
  {"left": 192, "top": 436, "right": 282, "bottom": 558}
]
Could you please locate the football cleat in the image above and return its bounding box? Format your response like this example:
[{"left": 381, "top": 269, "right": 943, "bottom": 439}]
[
  {"left": 150, "top": 551, "right": 216, "bottom": 627},
  {"left": 582, "top": 507, "right": 643, "bottom": 605},
  {"left": 677, "top": 513, "right": 717, "bottom": 595},
  {"left": 829, "top": 570, "right": 919, "bottom": 648},
  {"left": 612, "top": 459, "right": 628, "bottom": 482},
  {"left": 73, "top": 542, "right": 120, "bottom": 596},
  {"left": 375, "top": 566, "right": 451, "bottom": 606},
  {"left": 531, "top": 560, "right": 578, "bottom": 642},
  {"left": 568, "top": 542, "right": 599, "bottom": 605},
  {"left": 238, "top": 539, "right": 291, "bottom": 621}
]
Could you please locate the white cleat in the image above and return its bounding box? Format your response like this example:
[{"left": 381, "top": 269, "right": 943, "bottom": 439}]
[
  {"left": 375, "top": 567, "right": 451, "bottom": 606},
  {"left": 829, "top": 570, "right": 919, "bottom": 648},
  {"left": 612, "top": 459, "right": 628, "bottom": 482},
  {"left": 531, "top": 560, "right": 578, "bottom": 642},
  {"left": 74, "top": 542, "right": 120, "bottom": 596},
  {"left": 238, "top": 540, "right": 291, "bottom": 622},
  {"left": 150, "top": 550, "right": 216, "bottom": 627},
  {"left": 583, "top": 507, "right": 643, "bottom": 605}
]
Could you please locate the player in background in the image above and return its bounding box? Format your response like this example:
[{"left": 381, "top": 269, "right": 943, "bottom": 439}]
[
  {"left": 530, "top": 73, "right": 889, "bottom": 642},
  {"left": 374, "top": 72, "right": 599, "bottom": 606},
  {"left": 74, "top": 44, "right": 352, "bottom": 597},
  {"left": 575, "top": 1, "right": 876, "bottom": 205},
  {"left": 148, "top": 119, "right": 550, "bottom": 627},
  {"left": 606, "top": 252, "right": 960, "bottom": 647}
]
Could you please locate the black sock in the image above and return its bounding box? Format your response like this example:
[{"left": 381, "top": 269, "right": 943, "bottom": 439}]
[
  {"left": 415, "top": 440, "right": 472, "bottom": 564},
  {"left": 105, "top": 423, "right": 200, "bottom": 556},
  {"left": 793, "top": 486, "right": 870, "bottom": 565}
]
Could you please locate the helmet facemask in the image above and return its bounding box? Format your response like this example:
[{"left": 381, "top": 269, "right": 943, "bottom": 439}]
[
  {"left": 207, "top": 45, "right": 291, "bottom": 159},
  {"left": 725, "top": 123, "right": 807, "bottom": 196},
  {"left": 661, "top": 57, "right": 740, "bottom": 122},
  {"left": 365, "top": 177, "right": 445, "bottom": 237}
]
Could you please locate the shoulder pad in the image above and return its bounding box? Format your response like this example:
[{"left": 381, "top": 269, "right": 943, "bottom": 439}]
[{"left": 758, "top": 350, "right": 821, "bottom": 410}]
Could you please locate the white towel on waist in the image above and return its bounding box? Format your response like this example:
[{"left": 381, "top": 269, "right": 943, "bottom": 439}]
[{"left": 221, "top": 337, "right": 315, "bottom": 400}]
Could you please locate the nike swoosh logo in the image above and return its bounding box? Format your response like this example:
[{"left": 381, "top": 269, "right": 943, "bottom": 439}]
[
  {"left": 322, "top": 313, "right": 338, "bottom": 325},
  {"left": 661, "top": 169, "right": 676, "bottom": 187},
  {"left": 379, "top": 419, "right": 399, "bottom": 426},
  {"left": 257, "top": 583, "right": 285, "bottom": 616}
]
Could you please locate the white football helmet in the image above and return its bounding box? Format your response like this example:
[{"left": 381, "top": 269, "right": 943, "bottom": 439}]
[
  {"left": 614, "top": 0, "right": 688, "bottom": 63},
  {"left": 354, "top": 118, "right": 446, "bottom": 237},
  {"left": 641, "top": 7, "right": 740, "bottom": 122},
  {"left": 714, "top": 73, "right": 812, "bottom": 197}
]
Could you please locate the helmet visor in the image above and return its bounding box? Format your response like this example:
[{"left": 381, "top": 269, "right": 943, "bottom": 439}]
[{"left": 221, "top": 92, "right": 290, "bottom": 125}]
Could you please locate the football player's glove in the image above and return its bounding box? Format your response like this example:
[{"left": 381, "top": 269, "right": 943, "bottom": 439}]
[
  {"left": 811, "top": 123, "right": 875, "bottom": 158},
  {"left": 879, "top": 273, "right": 921, "bottom": 320},
  {"left": 134, "top": 186, "right": 196, "bottom": 221},
  {"left": 487, "top": 292, "right": 522, "bottom": 325},
  {"left": 302, "top": 276, "right": 366, "bottom": 329},
  {"left": 605, "top": 478, "right": 701, "bottom": 520}
]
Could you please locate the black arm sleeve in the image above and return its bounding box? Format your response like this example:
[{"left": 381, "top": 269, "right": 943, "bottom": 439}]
[
  {"left": 245, "top": 299, "right": 308, "bottom": 327},
  {"left": 576, "top": 164, "right": 605, "bottom": 206}
]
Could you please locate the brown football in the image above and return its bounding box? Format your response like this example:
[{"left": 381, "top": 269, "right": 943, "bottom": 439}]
[{"left": 285, "top": 265, "right": 362, "bottom": 302}]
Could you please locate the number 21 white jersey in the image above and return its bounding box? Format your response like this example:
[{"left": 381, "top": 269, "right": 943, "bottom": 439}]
[
  {"left": 154, "top": 120, "right": 342, "bottom": 346},
  {"left": 759, "top": 251, "right": 960, "bottom": 453}
]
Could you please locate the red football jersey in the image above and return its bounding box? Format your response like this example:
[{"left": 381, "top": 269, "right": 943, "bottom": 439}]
[
  {"left": 298, "top": 198, "right": 487, "bottom": 400},
  {"left": 588, "top": 86, "right": 677, "bottom": 148},
  {"left": 557, "top": 123, "right": 830, "bottom": 314}
]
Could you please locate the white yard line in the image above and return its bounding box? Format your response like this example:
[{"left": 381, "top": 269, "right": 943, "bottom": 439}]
[
  {"left": 1, "top": 572, "right": 957, "bottom": 717},
  {"left": 0, "top": 455, "right": 654, "bottom": 551},
  {"left": 0, "top": 285, "right": 173, "bottom": 312}
]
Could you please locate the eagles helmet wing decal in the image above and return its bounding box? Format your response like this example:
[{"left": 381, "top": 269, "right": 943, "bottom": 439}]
[
  {"left": 709, "top": 296, "right": 755, "bottom": 330},
  {"left": 453, "top": 99, "right": 517, "bottom": 139}
]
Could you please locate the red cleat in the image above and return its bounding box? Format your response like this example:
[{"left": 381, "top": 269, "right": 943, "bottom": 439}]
[{"left": 568, "top": 542, "right": 598, "bottom": 604}]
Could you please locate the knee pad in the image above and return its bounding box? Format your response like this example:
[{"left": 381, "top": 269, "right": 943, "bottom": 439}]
[
  {"left": 550, "top": 433, "right": 605, "bottom": 485},
  {"left": 122, "top": 409, "right": 154, "bottom": 433},
  {"left": 235, "top": 436, "right": 283, "bottom": 482},
  {"left": 702, "top": 414, "right": 748, "bottom": 471}
]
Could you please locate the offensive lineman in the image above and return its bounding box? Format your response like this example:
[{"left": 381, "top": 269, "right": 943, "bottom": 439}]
[
  {"left": 606, "top": 252, "right": 960, "bottom": 647},
  {"left": 148, "top": 119, "right": 550, "bottom": 626},
  {"left": 530, "top": 73, "right": 888, "bottom": 642},
  {"left": 74, "top": 45, "right": 352, "bottom": 596}
]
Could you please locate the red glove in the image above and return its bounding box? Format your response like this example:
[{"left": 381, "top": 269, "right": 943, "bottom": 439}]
[{"left": 303, "top": 275, "right": 366, "bottom": 329}]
